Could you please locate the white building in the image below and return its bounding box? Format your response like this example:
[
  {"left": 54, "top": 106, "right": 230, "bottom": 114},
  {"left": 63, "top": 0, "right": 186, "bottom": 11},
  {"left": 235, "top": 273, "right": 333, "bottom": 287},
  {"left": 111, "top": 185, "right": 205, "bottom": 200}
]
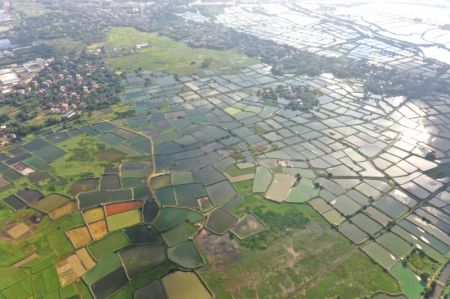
[{"left": 0, "top": 71, "right": 19, "bottom": 85}]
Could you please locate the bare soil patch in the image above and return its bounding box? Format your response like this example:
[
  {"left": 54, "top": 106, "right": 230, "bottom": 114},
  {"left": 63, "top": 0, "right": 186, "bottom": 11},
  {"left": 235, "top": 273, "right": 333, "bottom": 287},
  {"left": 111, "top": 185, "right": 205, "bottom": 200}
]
[
  {"left": 56, "top": 254, "right": 87, "bottom": 287},
  {"left": 7, "top": 223, "right": 30, "bottom": 239},
  {"left": 49, "top": 201, "right": 77, "bottom": 219},
  {"left": 66, "top": 226, "right": 92, "bottom": 249}
]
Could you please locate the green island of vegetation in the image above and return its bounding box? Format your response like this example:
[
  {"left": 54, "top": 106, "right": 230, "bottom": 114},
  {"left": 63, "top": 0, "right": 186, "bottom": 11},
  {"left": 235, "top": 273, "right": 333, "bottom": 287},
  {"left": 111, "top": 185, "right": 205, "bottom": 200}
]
[{"left": 105, "top": 27, "right": 259, "bottom": 75}]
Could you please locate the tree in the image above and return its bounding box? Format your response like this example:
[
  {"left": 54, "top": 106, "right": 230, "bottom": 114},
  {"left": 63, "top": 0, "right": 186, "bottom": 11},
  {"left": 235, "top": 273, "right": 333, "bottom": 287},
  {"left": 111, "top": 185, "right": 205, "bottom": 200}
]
[
  {"left": 420, "top": 272, "right": 430, "bottom": 284},
  {"left": 200, "top": 58, "right": 212, "bottom": 69},
  {"left": 0, "top": 114, "right": 10, "bottom": 123}
]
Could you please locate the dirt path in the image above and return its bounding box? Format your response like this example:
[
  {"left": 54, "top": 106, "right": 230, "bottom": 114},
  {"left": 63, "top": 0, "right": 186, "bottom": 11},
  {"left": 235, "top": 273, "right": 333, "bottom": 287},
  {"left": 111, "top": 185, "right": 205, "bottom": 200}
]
[
  {"left": 12, "top": 253, "right": 39, "bottom": 268},
  {"left": 286, "top": 248, "right": 358, "bottom": 298},
  {"left": 225, "top": 173, "right": 255, "bottom": 183},
  {"left": 431, "top": 261, "right": 450, "bottom": 299}
]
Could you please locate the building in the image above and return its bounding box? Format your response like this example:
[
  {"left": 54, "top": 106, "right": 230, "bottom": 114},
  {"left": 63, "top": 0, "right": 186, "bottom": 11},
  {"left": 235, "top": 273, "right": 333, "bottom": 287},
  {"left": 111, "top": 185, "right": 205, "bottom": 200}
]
[
  {"left": 0, "top": 10, "right": 13, "bottom": 27},
  {"left": 23, "top": 58, "right": 46, "bottom": 73},
  {"left": 0, "top": 71, "right": 19, "bottom": 85}
]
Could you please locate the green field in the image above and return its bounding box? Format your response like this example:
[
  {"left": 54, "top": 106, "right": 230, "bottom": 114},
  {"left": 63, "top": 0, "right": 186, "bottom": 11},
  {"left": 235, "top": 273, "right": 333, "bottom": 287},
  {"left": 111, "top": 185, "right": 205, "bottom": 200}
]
[
  {"left": 199, "top": 195, "right": 400, "bottom": 298},
  {"left": 105, "top": 27, "right": 258, "bottom": 75},
  {"left": 226, "top": 165, "right": 255, "bottom": 177},
  {"left": 362, "top": 243, "right": 397, "bottom": 270},
  {"left": 407, "top": 249, "right": 440, "bottom": 276},
  {"left": 154, "top": 208, "right": 201, "bottom": 232},
  {"left": 301, "top": 252, "right": 401, "bottom": 299},
  {"left": 390, "top": 263, "right": 424, "bottom": 299},
  {"left": 0, "top": 120, "right": 156, "bottom": 298},
  {"left": 32, "top": 193, "right": 70, "bottom": 214},
  {"left": 233, "top": 180, "right": 253, "bottom": 195},
  {"left": 0, "top": 211, "right": 83, "bottom": 266},
  {"left": 106, "top": 209, "right": 141, "bottom": 231},
  {"left": 0, "top": 266, "right": 62, "bottom": 299},
  {"left": 51, "top": 135, "right": 110, "bottom": 185},
  {"left": 88, "top": 231, "right": 130, "bottom": 261},
  {"left": 0, "top": 211, "right": 85, "bottom": 298},
  {"left": 161, "top": 222, "right": 198, "bottom": 247},
  {"left": 377, "top": 232, "right": 413, "bottom": 259}
]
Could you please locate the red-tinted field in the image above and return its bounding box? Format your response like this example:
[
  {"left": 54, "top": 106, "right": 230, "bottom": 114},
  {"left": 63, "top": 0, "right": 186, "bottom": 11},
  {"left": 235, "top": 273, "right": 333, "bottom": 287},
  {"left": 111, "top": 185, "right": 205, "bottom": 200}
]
[{"left": 105, "top": 201, "right": 142, "bottom": 216}]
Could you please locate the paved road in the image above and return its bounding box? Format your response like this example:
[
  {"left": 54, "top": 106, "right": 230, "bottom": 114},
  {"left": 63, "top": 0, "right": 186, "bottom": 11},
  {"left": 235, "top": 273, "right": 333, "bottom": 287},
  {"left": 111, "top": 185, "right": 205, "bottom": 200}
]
[{"left": 431, "top": 261, "right": 450, "bottom": 299}]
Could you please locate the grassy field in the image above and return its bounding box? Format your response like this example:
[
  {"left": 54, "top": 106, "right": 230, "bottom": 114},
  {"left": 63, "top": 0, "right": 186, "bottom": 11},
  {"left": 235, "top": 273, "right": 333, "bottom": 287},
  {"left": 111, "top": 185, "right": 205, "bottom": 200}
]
[
  {"left": 407, "top": 249, "right": 440, "bottom": 276},
  {"left": 0, "top": 211, "right": 84, "bottom": 266},
  {"left": 0, "top": 265, "right": 66, "bottom": 298},
  {"left": 300, "top": 252, "right": 400, "bottom": 299},
  {"left": 226, "top": 165, "right": 256, "bottom": 177},
  {"left": 94, "top": 103, "right": 135, "bottom": 121},
  {"left": 233, "top": 180, "right": 254, "bottom": 195},
  {"left": 106, "top": 209, "right": 141, "bottom": 231},
  {"left": 51, "top": 135, "right": 110, "bottom": 184},
  {"left": 105, "top": 27, "right": 258, "bottom": 75},
  {"left": 0, "top": 122, "right": 142, "bottom": 297},
  {"left": 61, "top": 280, "right": 93, "bottom": 299},
  {"left": 0, "top": 106, "right": 53, "bottom": 135},
  {"left": 390, "top": 263, "right": 425, "bottom": 299},
  {"left": 105, "top": 27, "right": 153, "bottom": 50},
  {"left": 199, "top": 195, "right": 400, "bottom": 298}
]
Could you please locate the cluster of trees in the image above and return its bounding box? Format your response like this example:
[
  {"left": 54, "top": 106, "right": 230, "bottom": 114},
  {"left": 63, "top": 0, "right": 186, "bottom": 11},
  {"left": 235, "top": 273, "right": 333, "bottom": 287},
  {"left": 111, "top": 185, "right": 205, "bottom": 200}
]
[
  {"left": 257, "top": 84, "right": 320, "bottom": 110},
  {"left": 5, "top": 5, "right": 107, "bottom": 45},
  {"left": 0, "top": 114, "right": 9, "bottom": 123},
  {"left": 235, "top": 204, "right": 309, "bottom": 250},
  {"left": 400, "top": 250, "right": 440, "bottom": 299},
  {"left": 15, "top": 105, "right": 38, "bottom": 122},
  {"left": 67, "top": 137, "right": 107, "bottom": 162},
  {"left": 4, "top": 0, "right": 180, "bottom": 48},
  {"left": 0, "top": 44, "right": 54, "bottom": 68},
  {"left": 6, "top": 115, "right": 66, "bottom": 138},
  {"left": 200, "top": 58, "right": 213, "bottom": 69}
]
